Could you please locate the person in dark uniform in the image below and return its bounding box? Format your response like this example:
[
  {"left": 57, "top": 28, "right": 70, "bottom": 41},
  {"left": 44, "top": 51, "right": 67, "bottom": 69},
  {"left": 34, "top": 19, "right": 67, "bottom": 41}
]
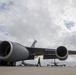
[{"left": 37, "top": 57, "right": 41, "bottom": 67}]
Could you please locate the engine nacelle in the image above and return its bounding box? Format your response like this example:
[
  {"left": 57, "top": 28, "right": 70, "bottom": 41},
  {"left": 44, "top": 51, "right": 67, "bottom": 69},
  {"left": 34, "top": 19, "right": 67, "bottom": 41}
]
[
  {"left": 56, "top": 46, "right": 68, "bottom": 60},
  {"left": 0, "top": 41, "right": 29, "bottom": 62}
]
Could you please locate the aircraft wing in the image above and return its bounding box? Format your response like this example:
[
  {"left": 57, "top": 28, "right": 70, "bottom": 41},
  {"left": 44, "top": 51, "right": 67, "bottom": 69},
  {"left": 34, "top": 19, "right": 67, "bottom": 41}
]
[
  {"left": 26, "top": 47, "right": 57, "bottom": 59},
  {"left": 69, "top": 50, "right": 76, "bottom": 55},
  {"left": 0, "top": 41, "right": 76, "bottom": 62},
  {"left": 27, "top": 47, "right": 76, "bottom": 55},
  {"left": 26, "top": 47, "right": 76, "bottom": 60}
]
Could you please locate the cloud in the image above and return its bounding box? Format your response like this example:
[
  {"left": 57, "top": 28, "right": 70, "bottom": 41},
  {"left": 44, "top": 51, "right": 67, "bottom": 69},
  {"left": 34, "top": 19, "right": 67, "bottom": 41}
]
[{"left": 0, "top": 0, "right": 14, "bottom": 12}]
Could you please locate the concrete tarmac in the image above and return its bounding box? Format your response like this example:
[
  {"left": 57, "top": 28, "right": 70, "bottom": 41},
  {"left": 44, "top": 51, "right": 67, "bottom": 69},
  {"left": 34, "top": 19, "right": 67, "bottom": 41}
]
[{"left": 0, "top": 67, "right": 76, "bottom": 75}]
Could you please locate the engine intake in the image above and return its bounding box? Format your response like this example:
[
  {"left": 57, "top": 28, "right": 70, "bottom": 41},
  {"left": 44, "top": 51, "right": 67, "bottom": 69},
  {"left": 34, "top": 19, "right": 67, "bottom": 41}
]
[
  {"left": 0, "top": 41, "right": 11, "bottom": 56},
  {"left": 56, "top": 46, "right": 68, "bottom": 60}
]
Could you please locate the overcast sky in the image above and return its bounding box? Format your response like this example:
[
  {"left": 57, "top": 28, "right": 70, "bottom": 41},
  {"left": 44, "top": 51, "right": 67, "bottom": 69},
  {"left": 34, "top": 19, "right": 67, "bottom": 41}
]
[{"left": 0, "top": 0, "right": 76, "bottom": 66}]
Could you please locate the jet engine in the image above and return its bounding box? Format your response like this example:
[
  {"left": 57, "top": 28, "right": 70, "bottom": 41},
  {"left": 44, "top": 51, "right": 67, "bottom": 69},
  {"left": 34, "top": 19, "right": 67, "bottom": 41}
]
[
  {"left": 0, "top": 41, "right": 29, "bottom": 62},
  {"left": 56, "top": 46, "right": 68, "bottom": 60}
]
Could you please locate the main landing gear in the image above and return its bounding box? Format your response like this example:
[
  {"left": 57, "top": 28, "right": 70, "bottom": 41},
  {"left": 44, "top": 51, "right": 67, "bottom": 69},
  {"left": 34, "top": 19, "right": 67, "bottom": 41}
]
[{"left": 0, "top": 60, "right": 16, "bottom": 66}]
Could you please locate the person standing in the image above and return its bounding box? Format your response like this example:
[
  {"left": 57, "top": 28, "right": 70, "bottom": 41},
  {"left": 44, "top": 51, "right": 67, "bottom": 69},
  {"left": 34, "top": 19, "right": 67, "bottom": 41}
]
[{"left": 37, "top": 57, "right": 41, "bottom": 67}]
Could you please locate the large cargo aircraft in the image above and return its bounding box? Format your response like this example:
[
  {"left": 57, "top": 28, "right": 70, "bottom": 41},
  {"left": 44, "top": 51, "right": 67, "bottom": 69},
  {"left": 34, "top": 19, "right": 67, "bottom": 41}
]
[{"left": 0, "top": 40, "right": 76, "bottom": 66}]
